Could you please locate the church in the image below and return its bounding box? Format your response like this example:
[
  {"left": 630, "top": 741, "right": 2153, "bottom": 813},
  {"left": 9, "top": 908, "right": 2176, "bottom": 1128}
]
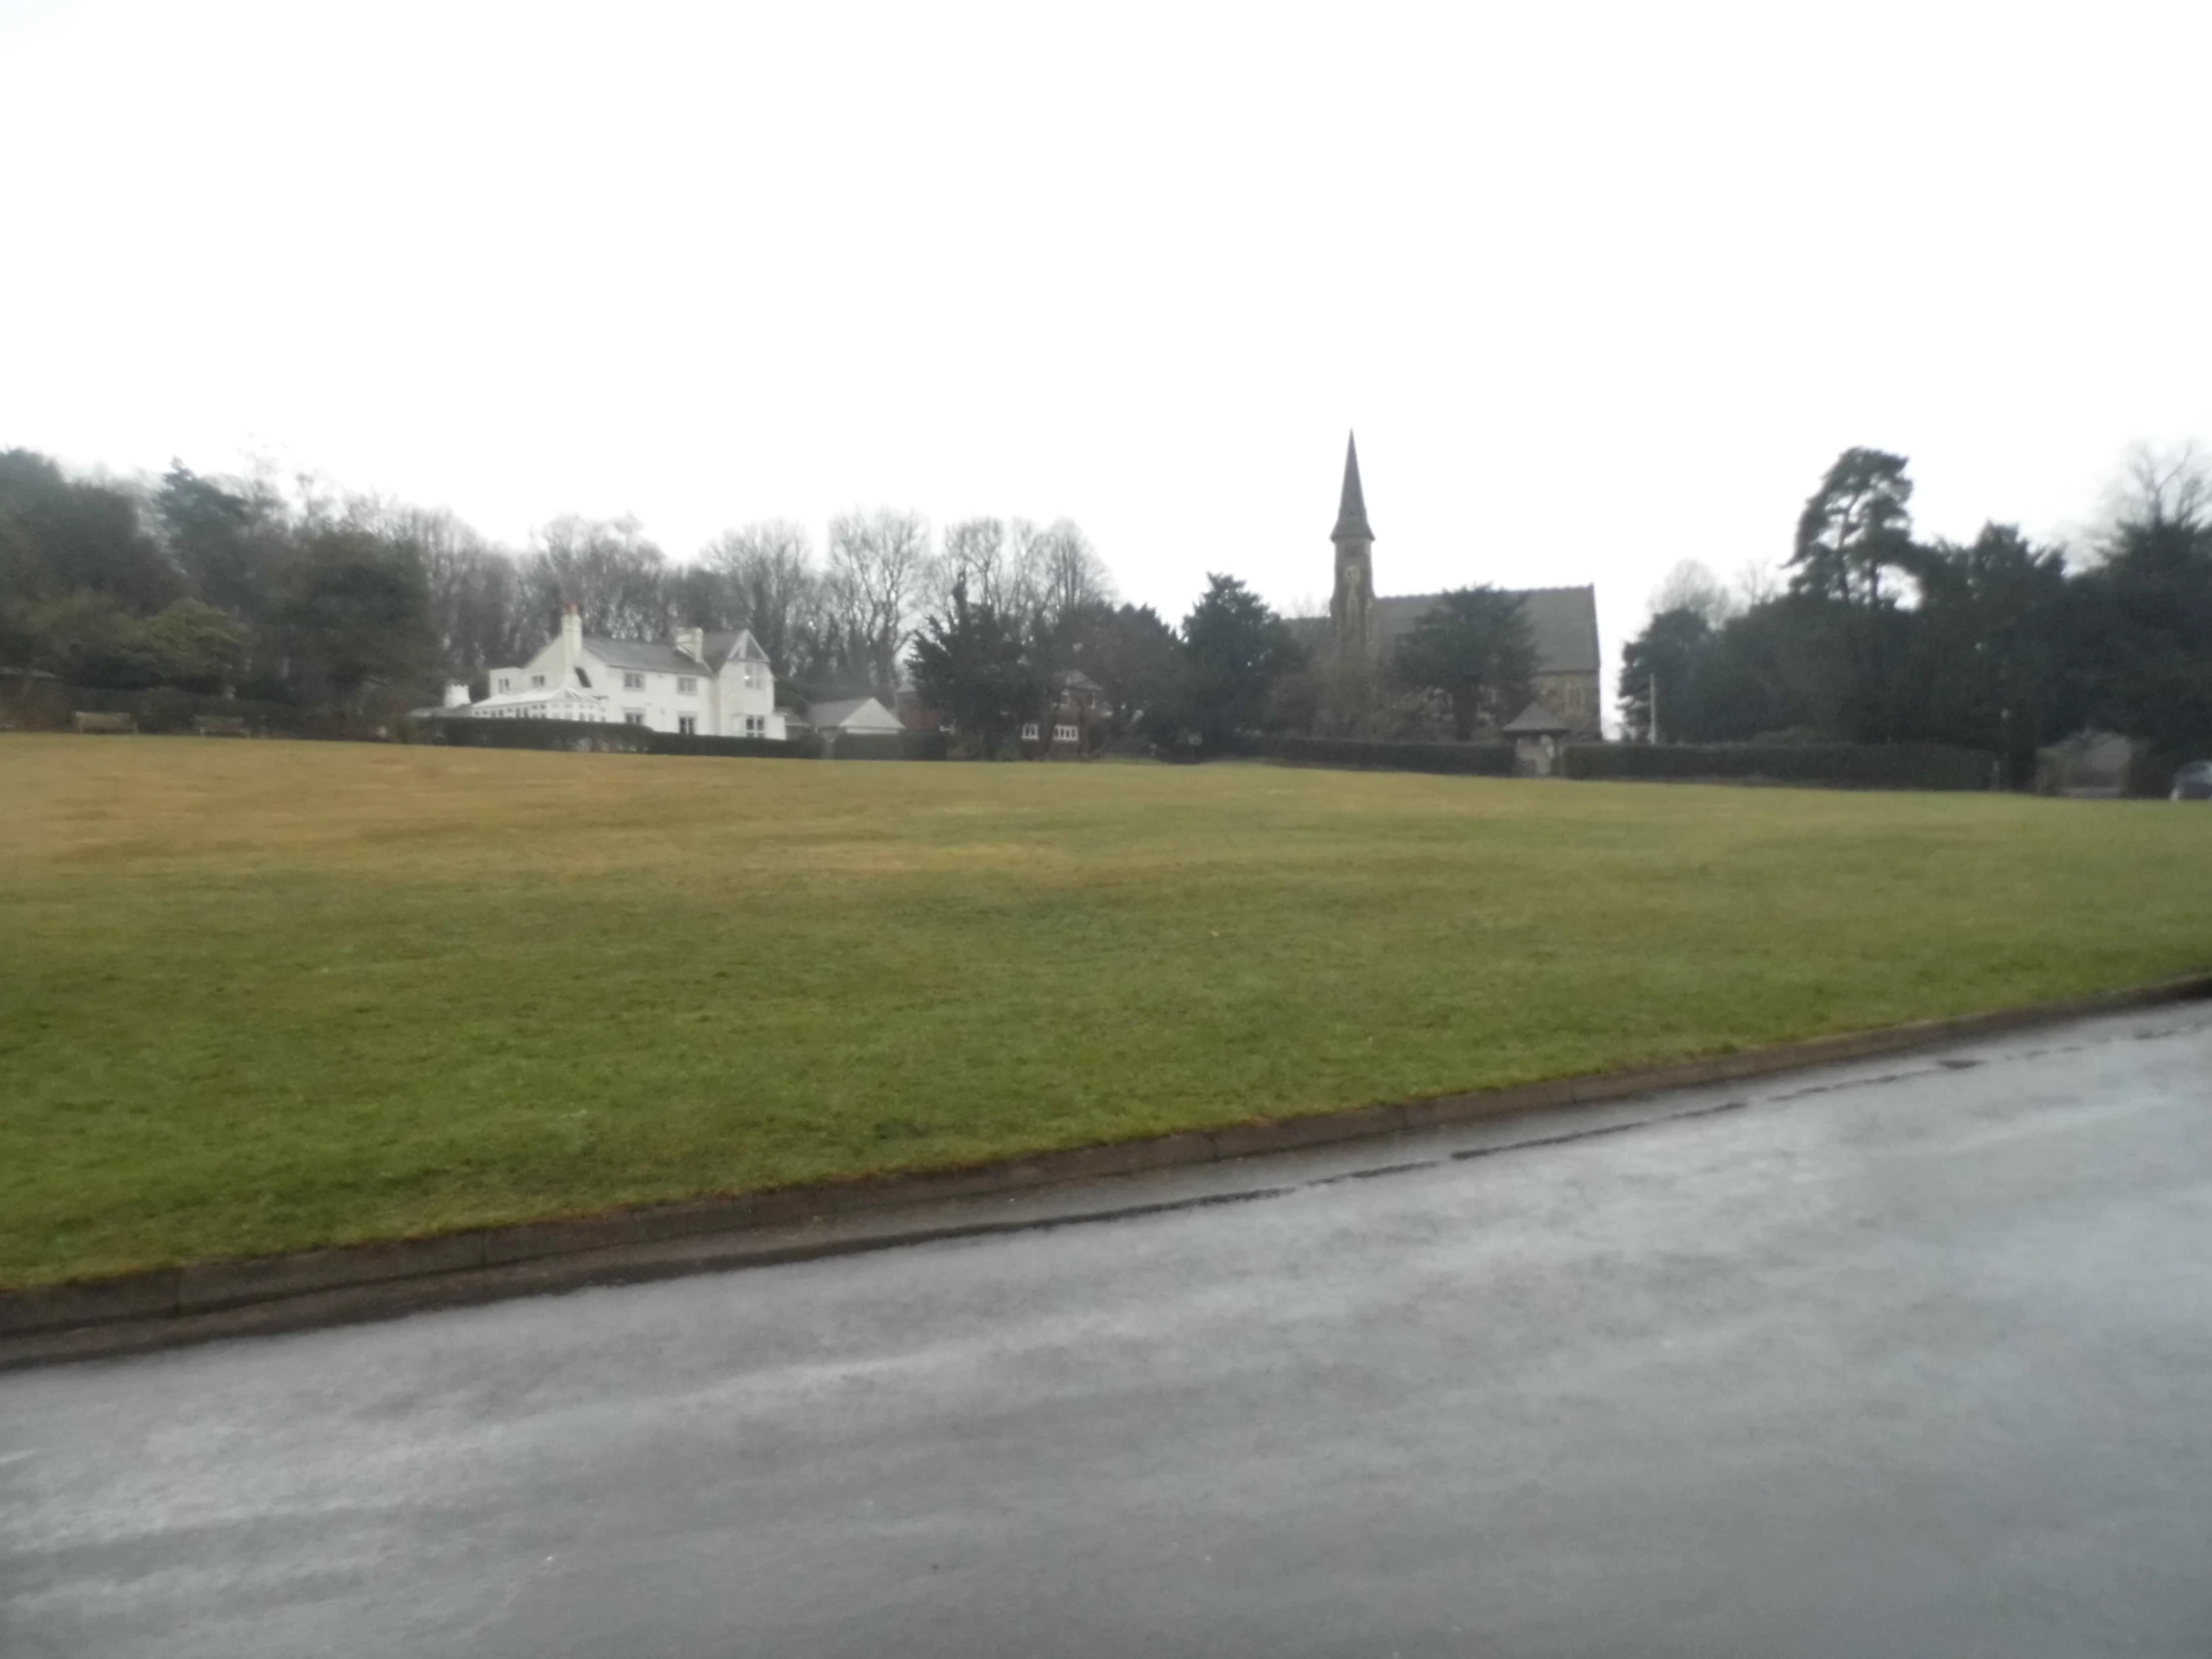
[{"left": 1321, "top": 433, "right": 1603, "bottom": 738}]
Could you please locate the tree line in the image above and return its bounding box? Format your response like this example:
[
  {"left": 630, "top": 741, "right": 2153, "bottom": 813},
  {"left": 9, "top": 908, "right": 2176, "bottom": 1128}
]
[
  {"left": 0, "top": 449, "right": 1121, "bottom": 718},
  {"left": 0, "top": 445, "right": 1388, "bottom": 755},
  {"left": 1619, "top": 446, "right": 2212, "bottom": 782}
]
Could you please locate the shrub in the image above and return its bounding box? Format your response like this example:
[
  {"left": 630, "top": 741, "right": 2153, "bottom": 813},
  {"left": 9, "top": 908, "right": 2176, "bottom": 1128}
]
[
  {"left": 1560, "top": 743, "right": 1994, "bottom": 791},
  {"left": 648, "top": 731, "right": 826, "bottom": 760},
  {"left": 1267, "top": 735, "right": 1515, "bottom": 776}
]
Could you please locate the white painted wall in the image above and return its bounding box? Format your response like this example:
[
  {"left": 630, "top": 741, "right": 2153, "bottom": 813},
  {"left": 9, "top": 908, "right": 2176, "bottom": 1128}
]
[
  {"left": 710, "top": 655, "right": 786, "bottom": 740},
  {"left": 482, "top": 632, "right": 787, "bottom": 739}
]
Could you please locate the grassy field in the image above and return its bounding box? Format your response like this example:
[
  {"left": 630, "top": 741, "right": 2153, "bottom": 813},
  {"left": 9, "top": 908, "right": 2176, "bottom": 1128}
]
[{"left": 3, "top": 734, "right": 2207, "bottom": 1288}]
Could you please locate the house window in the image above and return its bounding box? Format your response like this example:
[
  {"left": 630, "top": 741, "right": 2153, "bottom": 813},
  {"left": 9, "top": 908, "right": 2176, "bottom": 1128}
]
[
  {"left": 1021, "top": 723, "right": 1040, "bottom": 741},
  {"left": 622, "top": 672, "right": 645, "bottom": 690},
  {"left": 497, "top": 677, "right": 511, "bottom": 693},
  {"left": 678, "top": 677, "right": 697, "bottom": 696},
  {"left": 624, "top": 710, "right": 646, "bottom": 726},
  {"left": 1054, "top": 724, "right": 1078, "bottom": 744},
  {"left": 743, "top": 665, "right": 760, "bottom": 689},
  {"left": 744, "top": 716, "right": 765, "bottom": 738},
  {"left": 531, "top": 674, "right": 545, "bottom": 689},
  {"left": 678, "top": 715, "right": 697, "bottom": 736},
  {"left": 575, "top": 668, "right": 592, "bottom": 688}
]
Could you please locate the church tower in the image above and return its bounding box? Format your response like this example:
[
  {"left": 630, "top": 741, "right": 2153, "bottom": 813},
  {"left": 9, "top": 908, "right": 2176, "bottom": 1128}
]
[{"left": 1329, "top": 432, "right": 1377, "bottom": 664}]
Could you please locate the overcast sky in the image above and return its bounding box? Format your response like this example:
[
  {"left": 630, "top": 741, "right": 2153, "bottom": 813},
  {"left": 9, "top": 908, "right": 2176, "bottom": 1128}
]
[{"left": 5, "top": 0, "right": 2207, "bottom": 691}]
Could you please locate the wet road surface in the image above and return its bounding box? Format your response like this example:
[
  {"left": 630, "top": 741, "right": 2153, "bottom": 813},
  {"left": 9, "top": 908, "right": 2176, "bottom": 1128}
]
[{"left": 5, "top": 1004, "right": 2211, "bottom": 1657}]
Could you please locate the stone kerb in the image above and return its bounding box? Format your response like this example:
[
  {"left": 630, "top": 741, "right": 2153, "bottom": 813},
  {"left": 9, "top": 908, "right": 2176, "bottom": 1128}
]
[{"left": 4, "top": 974, "right": 2207, "bottom": 1364}]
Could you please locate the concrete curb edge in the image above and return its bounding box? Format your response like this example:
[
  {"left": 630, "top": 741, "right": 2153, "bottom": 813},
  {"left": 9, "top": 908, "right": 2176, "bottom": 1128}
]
[{"left": 6, "top": 973, "right": 2208, "bottom": 1368}]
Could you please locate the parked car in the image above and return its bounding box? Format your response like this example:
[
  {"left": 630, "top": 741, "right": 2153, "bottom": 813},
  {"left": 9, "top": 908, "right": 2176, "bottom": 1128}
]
[{"left": 2173, "top": 761, "right": 2212, "bottom": 801}]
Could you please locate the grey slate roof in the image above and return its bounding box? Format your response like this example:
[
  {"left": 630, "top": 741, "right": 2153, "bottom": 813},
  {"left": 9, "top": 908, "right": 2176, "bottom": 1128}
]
[
  {"left": 1501, "top": 700, "right": 1574, "bottom": 735},
  {"left": 578, "top": 631, "right": 770, "bottom": 675},
  {"left": 703, "top": 630, "right": 768, "bottom": 668},
  {"left": 1330, "top": 432, "right": 1374, "bottom": 544},
  {"left": 1370, "top": 585, "right": 1601, "bottom": 676},
  {"left": 581, "top": 638, "right": 708, "bottom": 675},
  {"left": 805, "top": 696, "right": 897, "bottom": 730}
]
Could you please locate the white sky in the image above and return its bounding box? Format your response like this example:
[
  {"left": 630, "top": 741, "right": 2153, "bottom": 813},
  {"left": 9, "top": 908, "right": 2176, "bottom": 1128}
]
[{"left": 5, "top": 0, "right": 2208, "bottom": 693}]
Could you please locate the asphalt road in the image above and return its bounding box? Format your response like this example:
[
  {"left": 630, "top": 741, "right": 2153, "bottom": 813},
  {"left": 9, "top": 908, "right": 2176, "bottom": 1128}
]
[{"left": 5, "top": 1003, "right": 2211, "bottom": 1658}]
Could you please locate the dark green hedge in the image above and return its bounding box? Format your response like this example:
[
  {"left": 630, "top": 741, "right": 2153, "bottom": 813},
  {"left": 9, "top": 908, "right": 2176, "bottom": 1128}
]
[
  {"left": 2122, "top": 746, "right": 2204, "bottom": 799},
  {"left": 830, "top": 731, "right": 947, "bottom": 761},
  {"left": 427, "top": 721, "right": 944, "bottom": 761},
  {"left": 432, "top": 718, "right": 656, "bottom": 754},
  {"left": 1267, "top": 735, "right": 1516, "bottom": 776},
  {"left": 1560, "top": 742, "right": 1995, "bottom": 791},
  {"left": 2, "top": 680, "right": 349, "bottom": 737},
  {"left": 649, "top": 730, "right": 826, "bottom": 760}
]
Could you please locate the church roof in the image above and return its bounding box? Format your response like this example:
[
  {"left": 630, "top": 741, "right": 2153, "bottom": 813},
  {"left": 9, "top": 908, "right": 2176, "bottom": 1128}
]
[
  {"left": 1371, "top": 585, "right": 1601, "bottom": 676},
  {"left": 1501, "top": 700, "right": 1575, "bottom": 736},
  {"left": 1330, "top": 432, "right": 1374, "bottom": 545}
]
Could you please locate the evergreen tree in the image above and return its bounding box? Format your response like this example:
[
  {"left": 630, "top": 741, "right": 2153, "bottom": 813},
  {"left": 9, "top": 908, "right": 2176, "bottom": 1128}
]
[
  {"left": 1179, "top": 574, "right": 1299, "bottom": 749},
  {"left": 908, "top": 579, "right": 1038, "bottom": 758},
  {"left": 1392, "top": 586, "right": 1536, "bottom": 740}
]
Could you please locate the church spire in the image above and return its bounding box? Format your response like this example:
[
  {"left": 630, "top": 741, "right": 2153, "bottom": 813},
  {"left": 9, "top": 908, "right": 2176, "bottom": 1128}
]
[{"left": 1330, "top": 431, "right": 1374, "bottom": 545}]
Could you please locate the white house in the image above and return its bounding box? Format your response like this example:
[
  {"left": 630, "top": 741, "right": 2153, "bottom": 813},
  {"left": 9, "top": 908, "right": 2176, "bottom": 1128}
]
[{"left": 466, "top": 605, "right": 788, "bottom": 739}]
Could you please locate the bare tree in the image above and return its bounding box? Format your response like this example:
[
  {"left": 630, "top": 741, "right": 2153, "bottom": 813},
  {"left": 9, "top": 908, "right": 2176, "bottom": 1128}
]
[
  {"left": 938, "top": 517, "right": 1009, "bottom": 613},
  {"left": 699, "top": 520, "right": 821, "bottom": 676},
  {"left": 1030, "top": 518, "right": 1113, "bottom": 633},
  {"left": 1734, "top": 557, "right": 1784, "bottom": 608},
  {"left": 1648, "top": 559, "right": 1738, "bottom": 627},
  {"left": 341, "top": 497, "right": 529, "bottom": 677},
  {"left": 827, "top": 508, "right": 934, "bottom": 694},
  {"left": 522, "top": 514, "right": 670, "bottom": 638},
  {"left": 1004, "top": 520, "right": 1053, "bottom": 627},
  {"left": 2100, "top": 441, "right": 2212, "bottom": 543}
]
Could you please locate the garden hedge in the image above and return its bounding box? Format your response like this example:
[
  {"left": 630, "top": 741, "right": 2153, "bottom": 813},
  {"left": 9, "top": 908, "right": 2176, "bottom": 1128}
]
[
  {"left": 432, "top": 718, "right": 656, "bottom": 754},
  {"left": 1560, "top": 742, "right": 1995, "bottom": 791},
  {"left": 649, "top": 730, "right": 827, "bottom": 760},
  {"left": 830, "top": 731, "right": 947, "bottom": 761},
  {"left": 2, "top": 681, "right": 346, "bottom": 738},
  {"left": 1267, "top": 735, "right": 1516, "bottom": 776}
]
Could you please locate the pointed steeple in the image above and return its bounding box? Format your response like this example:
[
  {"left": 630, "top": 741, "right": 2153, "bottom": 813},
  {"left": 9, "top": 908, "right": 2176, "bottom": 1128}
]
[{"left": 1330, "top": 431, "right": 1374, "bottom": 545}]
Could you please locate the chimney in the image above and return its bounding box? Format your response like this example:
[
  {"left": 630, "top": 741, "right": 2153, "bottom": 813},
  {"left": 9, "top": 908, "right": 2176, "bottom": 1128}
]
[
  {"left": 443, "top": 681, "right": 470, "bottom": 710},
  {"left": 560, "top": 602, "right": 582, "bottom": 669},
  {"left": 675, "top": 624, "right": 705, "bottom": 664}
]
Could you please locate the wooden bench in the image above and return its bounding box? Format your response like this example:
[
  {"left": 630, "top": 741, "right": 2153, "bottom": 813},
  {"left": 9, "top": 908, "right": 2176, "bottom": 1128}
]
[
  {"left": 71, "top": 712, "right": 136, "bottom": 735},
  {"left": 193, "top": 715, "right": 252, "bottom": 738}
]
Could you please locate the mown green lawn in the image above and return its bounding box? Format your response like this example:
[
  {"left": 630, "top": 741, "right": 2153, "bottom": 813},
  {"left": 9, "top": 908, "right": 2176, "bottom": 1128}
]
[{"left": 2, "top": 733, "right": 2206, "bottom": 1287}]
